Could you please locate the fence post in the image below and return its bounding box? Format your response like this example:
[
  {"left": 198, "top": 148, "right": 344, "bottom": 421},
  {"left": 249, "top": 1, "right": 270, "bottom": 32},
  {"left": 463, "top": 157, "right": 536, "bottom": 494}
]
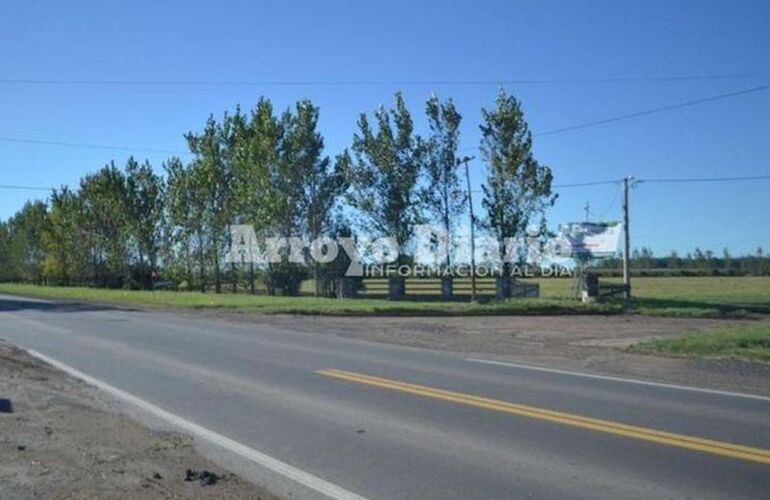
[
  {"left": 441, "top": 276, "right": 453, "bottom": 300},
  {"left": 581, "top": 273, "right": 599, "bottom": 303},
  {"left": 496, "top": 276, "right": 511, "bottom": 299},
  {"left": 388, "top": 277, "right": 405, "bottom": 300},
  {"left": 337, "top": 277, "right": 355, "bottom": 299}
]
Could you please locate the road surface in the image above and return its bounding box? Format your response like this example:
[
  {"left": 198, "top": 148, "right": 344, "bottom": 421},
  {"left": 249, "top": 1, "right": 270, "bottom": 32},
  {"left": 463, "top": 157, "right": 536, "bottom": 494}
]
[{"left": 1, "top": 294, "right": 769, "bottom": 499}]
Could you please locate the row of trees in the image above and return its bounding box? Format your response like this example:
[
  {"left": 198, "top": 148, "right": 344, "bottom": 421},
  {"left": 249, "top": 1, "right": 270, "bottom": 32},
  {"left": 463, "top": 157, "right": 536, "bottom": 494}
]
[
  {"left": 601, "top": 246, "right": 770, "bottom": 276},
  {"left": 0, "top": 90, "right": 555, "bottom": 295},
  {"left": 0, "top": 159, "right": 166, "bottom": 289}
]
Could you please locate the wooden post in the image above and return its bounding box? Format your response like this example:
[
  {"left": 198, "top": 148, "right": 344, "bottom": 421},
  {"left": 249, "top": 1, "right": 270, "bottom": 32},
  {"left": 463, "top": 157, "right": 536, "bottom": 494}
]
[
  {"left": 463, "top": 157, "right": 477, "bottom": 302},
  {"left": 622, "top": 177, "right": 632, "bottom": 299}
]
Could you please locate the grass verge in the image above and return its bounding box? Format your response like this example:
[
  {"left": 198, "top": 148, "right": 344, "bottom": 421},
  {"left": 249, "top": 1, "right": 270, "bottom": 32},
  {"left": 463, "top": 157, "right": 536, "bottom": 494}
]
[
  {"left": 632, "top": 323, "right": 770, "bottom": 362},
  {"left": 3, "top": 277, "right": 768, "bottom": 318},
  {"left": 0, "top": 283, "right": 622, "bottom": 316},
  {"left": 528, "top": 276, "right": 770, "bottom": 318}
]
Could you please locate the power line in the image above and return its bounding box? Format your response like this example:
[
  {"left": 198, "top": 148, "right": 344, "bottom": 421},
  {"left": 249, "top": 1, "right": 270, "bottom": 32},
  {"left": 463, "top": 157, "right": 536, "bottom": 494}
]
[
  {"left": 4, "top": 82, "right": 768, "bottom": 157},
  {"left": 463, "top": 173, "right": 770, "bottom": 194},
  {"left": 592, "top": 188, "right": 622, "bottom": 219},
  {"left": 0, "top": 184, "right": 52, "bottom": 192},
  {"left": 553, "top": 180, "right": 620, "bottom": 188},
  {"left": 0, "top": 136, "right": 187, "bottom": 155},
  {"left": 638, "top": 174, "right": 770, "bottom": 184},
  {"left": 535, "top": 83, "right": 770, "bottom": 137},
  {"left": 4, "top": 174, "right": 768, "bottom": 194},
  {"left": 1, "top": 73, "right": 769, "bottom": 87},
  {"left": 456, "top": 82, "right": 770, "bottom": 154},
  {"left": 469, "top": 179, "right": 621, "bottom": 193},
  {"left": 550, "top": 174, "right": 770, "bottom": 187}
]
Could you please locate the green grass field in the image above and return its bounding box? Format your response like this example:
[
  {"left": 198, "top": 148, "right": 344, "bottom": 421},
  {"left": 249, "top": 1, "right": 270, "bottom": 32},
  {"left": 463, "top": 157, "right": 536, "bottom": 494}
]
[
  {"left": 524, "top": 276, "right": 770, "bottom": 317},
  {"left": 633, "top": 322, "right": 770, "bottom": 362},
  {"left": 1, "top": 276, "right": 768, "bottom": 318},
  {"left": 0, "top": 282, "right": 620, "bottom": 316}
]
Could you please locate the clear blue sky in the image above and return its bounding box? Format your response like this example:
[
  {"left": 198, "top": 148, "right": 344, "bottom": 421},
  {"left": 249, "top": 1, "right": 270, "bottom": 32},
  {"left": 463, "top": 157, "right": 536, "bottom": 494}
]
[{"left": 1, "top": 0, "right": 768, "bottom": 256}]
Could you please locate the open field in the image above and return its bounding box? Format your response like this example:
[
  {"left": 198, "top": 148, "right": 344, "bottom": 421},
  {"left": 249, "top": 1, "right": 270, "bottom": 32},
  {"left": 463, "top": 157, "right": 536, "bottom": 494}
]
[
  {"left": 0, "top": 283, "right": 620, "bottom": 316},
  {"left": 1, "top": 276, "right": 768, "bottom": 317},
  {"left": 3, "top": 277, "right": 770, "bottom": 317},
  {"left": 526, "top": 276, "right": 770, "bottom": 317},
  {"left": 633, "top": 322, "right": 770, "bottom": 362}
]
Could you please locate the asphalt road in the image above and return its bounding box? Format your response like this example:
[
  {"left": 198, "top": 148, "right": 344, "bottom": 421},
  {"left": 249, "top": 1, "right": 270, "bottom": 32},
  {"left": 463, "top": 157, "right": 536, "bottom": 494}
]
[{"left": 1, "top": 294, "right": 769, "bottom": 499}]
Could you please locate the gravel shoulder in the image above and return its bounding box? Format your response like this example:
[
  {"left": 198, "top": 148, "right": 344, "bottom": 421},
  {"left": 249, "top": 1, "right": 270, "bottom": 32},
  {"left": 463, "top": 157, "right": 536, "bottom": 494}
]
[{"left": 0, "top": 340, "right": 279, "bottom": 500}]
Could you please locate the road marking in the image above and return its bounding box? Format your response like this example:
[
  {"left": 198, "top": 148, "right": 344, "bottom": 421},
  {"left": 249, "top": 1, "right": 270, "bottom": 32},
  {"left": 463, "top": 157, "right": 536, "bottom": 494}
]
[
  {"left": 26, "top": 350, "right": 368, "bottom": 500},
  {"left": 465, "top": 358, "right": 770, "bottom": 402},
  {"left": 317, "top": 368, "right": 770, "bottom": 465}
]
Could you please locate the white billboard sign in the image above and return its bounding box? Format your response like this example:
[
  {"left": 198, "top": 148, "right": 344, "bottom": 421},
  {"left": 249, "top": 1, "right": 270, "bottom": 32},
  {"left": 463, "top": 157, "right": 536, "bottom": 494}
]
[{"left": 556, "top": 222, "right": 622, "bottom": 259}]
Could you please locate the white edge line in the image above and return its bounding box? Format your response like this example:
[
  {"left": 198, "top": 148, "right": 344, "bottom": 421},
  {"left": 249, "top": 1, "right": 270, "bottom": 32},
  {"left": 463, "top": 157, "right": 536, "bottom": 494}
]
[
  {"left": 26, "top": 349, "right": 368, "bottom": 500},
  {"left": 465, "top": 358, "right": 770, "bottom": 403}
]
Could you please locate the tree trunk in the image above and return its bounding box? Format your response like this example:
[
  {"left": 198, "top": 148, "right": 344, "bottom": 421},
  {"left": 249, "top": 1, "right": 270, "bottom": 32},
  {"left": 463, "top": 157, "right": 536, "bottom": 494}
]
[
  {"left": 249, "top": 261, "right": 255, "bottom": 294},
  {"left": 267, "top": 263, "right": 275, "bottom": 296},
  {"left": 213, "top": 239, "right": 221, "bottom": 294},
  {"left": 496, "top": 261, "right": 512, "bottom": 299},
  {"left": 185, "top": 243, "right": 193, "bottom": 291},
  {"left": 198, "top": 231, "right": 206, "bottom": 293},
  {"left": 313, "top": 261, "right": 321, "bottom": 297}
]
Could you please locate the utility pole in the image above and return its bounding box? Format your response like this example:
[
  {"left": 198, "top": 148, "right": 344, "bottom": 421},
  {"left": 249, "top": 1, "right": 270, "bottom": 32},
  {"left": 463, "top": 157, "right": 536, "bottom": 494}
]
[
  {"left": 462, "top": 156, "right": 477, "bottom": 302},
  {"left": 622, "top": 176, "right": 632, "bottom": 299},
  {"left": 584, "top": 202, "right": 590, "bottom": 222}
]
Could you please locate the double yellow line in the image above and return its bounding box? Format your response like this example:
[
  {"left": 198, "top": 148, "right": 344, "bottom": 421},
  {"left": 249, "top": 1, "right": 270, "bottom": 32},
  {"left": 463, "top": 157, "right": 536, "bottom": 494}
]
[{"left": 317, "top": 368, "right": 770, "bottom": 465}]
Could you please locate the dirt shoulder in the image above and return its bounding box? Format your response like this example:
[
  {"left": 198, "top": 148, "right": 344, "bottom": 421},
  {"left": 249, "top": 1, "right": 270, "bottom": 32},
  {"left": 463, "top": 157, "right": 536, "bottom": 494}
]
[
  {"left": 195, "top": 310, "right": 770, "bottom": 397},
  {"left": 0, "top": 341, "right": 279, "bottom": 500}
]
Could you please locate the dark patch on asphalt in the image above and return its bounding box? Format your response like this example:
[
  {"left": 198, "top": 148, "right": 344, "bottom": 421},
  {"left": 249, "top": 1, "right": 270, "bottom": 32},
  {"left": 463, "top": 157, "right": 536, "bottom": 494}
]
[
  {"left": 185, "top": 469, "right": 224, "bottom": 486},
  {"left": 0, "top": 398, "right": 12, "bottom": 413}
]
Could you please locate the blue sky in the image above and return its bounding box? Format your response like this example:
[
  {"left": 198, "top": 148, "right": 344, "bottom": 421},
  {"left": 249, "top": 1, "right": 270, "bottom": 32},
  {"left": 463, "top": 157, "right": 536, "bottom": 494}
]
[{"left": 1, "top": 0, "right": 768, "bottom": 256}]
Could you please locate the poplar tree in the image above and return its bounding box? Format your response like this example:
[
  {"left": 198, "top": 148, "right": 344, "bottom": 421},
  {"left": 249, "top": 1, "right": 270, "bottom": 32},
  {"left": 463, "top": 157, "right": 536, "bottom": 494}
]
[
  {"left": 422, "top": 94, "right": 464, "bottom": 268},
  {"left": 125, "top": 157, "right": 165, "bottom": 287},
  {"left": 165, "top": 157, "right": 203, "bottom": 290},
  {"left": 347, "top": 92, "right": 424, "bottom": 261},
  {"left": 79, "top": 163, "right": 130, "bottom": 287},
  {"left": 291, "top": 99, "right": 347, "bottom": 295},
  {"left": 480, "top": 89, "right": 554, "bottom": 296},
  {"left": 185, "top": 114, "right": 236, "bottom": 293}
]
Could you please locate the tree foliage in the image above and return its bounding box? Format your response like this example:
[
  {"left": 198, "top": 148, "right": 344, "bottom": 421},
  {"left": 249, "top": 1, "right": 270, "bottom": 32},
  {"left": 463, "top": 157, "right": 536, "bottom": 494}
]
[
  {"left": 12, "top": 91, "right": 753, "bottom": 297},
  {"left": 480, "top": 89, "right": 555, "bottom": 271},
  {"left": 185, "top": 114, "right": 236, "bottom": 293},
  {"left": 422, "top": 94, "right": 465, "bottom": 266},
  {"left": 125, "top": 157, "right": 165, "bottom": 286},
  {"left": 346, "top": 92, "right": 424, "bottom": 258}
]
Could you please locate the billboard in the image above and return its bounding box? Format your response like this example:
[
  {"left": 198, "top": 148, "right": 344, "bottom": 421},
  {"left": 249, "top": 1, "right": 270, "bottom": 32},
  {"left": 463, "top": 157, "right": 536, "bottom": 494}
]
[{"left": 555, "top": 221, "right": 622, "bottom": 259}]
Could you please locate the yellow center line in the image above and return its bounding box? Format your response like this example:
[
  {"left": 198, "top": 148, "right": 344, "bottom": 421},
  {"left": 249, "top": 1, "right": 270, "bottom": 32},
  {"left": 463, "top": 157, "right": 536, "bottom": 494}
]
[{"left": 316, "top": 368, "right": 770, "bottom": 465}]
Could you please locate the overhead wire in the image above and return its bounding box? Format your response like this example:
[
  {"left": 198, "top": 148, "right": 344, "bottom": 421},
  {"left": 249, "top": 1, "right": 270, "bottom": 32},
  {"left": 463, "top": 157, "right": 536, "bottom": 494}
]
[
  {"left": 0, "top": 73, "right": 768, "bottom": 87},
  {"left": 0, "top": 136, "right": 187, "bottom": 155}
]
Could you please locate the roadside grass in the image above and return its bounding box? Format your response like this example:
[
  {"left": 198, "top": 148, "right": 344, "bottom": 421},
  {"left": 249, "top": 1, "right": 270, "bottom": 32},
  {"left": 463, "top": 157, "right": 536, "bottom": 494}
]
[
  {"left": 632, "top": 323, "right": 770, "bottom": 362},
  {"left": 1, "top": 276, "right": 768, "bottom": 318},
  {"left": 0, "top": 283, "right": 620, "bottom": 316},
  {"left": 523, "top": 277, "right": 770, "bottom": 317}
]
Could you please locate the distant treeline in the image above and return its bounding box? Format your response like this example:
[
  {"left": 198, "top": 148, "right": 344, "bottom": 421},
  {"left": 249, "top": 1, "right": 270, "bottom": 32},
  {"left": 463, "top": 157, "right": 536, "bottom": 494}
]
[
  {"left": 596, "top": 247, "right": 770, "bottom": 277},
  {"left": 0, "top": 90, "right": 555, "bottom": 295}
]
